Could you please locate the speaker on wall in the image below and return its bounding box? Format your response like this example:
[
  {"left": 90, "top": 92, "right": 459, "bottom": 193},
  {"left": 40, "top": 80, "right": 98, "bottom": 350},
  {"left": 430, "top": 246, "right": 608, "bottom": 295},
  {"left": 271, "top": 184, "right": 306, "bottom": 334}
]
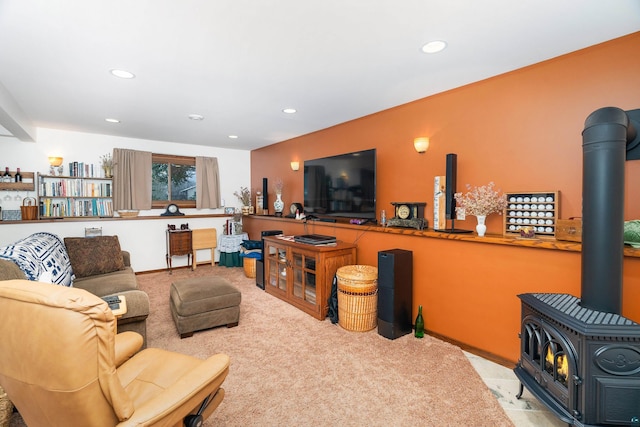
[
  {"left": 445, "top": 153, "right": 457, "bottom": 220},
  {"left": 262, "top": 178, "right": 268, "bottom": 210},
  {"left": 377, "top": 249, "right": 413, "bottom": 340}
]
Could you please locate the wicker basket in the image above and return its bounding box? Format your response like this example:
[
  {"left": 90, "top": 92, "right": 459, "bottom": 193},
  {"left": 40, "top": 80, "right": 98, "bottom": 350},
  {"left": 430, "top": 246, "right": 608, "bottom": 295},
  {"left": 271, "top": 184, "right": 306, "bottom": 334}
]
[
  {"left": 337, "top": 265, "right": 378, "bottom": 332},
  {"left": 20, "top": 197, "right": 38, "bottom": 221},
  {"left": 117, "top": 210, "right": 140, "bottom": 218},
  {"left": 243, "top": 257, "right": 257, "bottom": 278},
  {"left": 0, "top": 385, "right": 13, "bottom": 427}
]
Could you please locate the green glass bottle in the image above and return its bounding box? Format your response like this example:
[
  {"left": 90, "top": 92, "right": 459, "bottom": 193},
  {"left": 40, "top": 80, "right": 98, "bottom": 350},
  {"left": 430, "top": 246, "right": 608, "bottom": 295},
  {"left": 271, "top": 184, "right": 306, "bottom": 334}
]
[{"left": 415, "top": 305, "right": 424, "bottom": 338}]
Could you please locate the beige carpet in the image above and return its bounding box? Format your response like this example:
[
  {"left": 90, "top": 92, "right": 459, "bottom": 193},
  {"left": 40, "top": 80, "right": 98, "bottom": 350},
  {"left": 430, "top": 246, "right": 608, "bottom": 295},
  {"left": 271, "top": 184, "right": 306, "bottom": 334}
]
[{"left": 10, "top": 265, "right": 513, "bottom": 426}]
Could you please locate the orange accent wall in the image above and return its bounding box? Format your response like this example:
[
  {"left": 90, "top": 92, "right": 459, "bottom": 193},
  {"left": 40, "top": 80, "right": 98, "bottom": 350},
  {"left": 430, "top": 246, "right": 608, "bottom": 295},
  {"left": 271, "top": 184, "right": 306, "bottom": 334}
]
[{"left": 247, "top": 33, "right": 640, "bottom": 364}]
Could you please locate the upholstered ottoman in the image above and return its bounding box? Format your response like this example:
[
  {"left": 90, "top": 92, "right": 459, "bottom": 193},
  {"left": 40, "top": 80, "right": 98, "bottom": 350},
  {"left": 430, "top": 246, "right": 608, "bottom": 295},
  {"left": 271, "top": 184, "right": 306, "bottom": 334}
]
[{"left": 170, "top": 276, "right": 241, "bottom": 338}]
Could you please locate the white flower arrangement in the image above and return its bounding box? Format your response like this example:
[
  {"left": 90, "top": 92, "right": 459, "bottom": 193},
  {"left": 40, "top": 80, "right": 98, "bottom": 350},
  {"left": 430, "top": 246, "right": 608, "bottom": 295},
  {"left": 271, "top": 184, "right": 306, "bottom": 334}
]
[{"left": 454, "top": 182, "right": 507, "bottom": 217}]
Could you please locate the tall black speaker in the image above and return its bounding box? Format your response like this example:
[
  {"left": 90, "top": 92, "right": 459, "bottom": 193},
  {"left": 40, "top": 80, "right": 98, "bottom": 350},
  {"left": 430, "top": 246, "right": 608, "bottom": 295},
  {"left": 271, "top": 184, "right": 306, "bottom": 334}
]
[
  {"left": 445, "top": 153, "right": 457, "bottom": 220},
  {"left": 256, "top": 229, "right": 283, "bottom": 289},
  {"left": 262, "top": 178, "right": 268, "bottom": 210},
  {"left": 438, "top": 153, "right": 471, "bottom": 233},
  {"left": 377, "top": 249, "right": 412, "bottom": 340}
]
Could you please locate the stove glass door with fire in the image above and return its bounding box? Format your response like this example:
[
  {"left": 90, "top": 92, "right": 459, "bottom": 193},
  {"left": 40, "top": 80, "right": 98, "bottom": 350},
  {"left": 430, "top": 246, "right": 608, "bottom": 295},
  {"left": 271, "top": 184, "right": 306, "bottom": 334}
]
[{"left": 516, "top": 315, "right": 579, "bottom": 422}]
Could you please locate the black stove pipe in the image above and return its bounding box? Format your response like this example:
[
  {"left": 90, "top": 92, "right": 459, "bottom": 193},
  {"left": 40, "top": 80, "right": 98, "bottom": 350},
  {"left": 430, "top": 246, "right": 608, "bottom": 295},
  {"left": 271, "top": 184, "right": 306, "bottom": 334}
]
[{"left": 581, "top": 107, "right": 636, "bottom": 314}]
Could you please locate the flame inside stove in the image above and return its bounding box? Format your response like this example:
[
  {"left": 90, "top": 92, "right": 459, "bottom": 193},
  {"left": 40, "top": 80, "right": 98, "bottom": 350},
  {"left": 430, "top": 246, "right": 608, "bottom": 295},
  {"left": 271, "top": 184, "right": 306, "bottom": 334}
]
[{"left": 545, "top": 346, "right": 569, "bottom": 385}]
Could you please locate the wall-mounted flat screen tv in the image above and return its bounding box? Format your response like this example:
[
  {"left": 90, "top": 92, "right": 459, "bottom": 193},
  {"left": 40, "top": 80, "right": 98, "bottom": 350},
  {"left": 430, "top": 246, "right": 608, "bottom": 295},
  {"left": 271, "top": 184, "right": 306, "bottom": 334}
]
[{"left": 304, "top": 148, "right": 376, "bottom": 219}]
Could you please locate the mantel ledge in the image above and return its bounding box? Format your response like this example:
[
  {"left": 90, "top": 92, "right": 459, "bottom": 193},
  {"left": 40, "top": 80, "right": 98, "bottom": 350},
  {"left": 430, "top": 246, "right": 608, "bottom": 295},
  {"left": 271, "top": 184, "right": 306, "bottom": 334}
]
[{"left": 243, "top": 215, "right": 640, "bottom": 258}]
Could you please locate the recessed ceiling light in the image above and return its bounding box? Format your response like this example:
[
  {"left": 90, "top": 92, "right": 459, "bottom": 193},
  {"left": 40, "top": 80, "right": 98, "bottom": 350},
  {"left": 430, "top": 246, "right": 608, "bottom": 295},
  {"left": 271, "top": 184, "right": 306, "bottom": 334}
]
[
  {"left": 228, "top": 135, "right": 238, "bottom": 139},
  {"left": 110, "top": 69, "right": 136, "bottom": 79},
  {"left": 105, "top": 118, "right": 120, "bottom": 123},
  {"left": 421, "top": 40, "right": 447, "bottom": 54},
  {"left": 282, "top": 108, "right": 297, "bottom": 114},
  {"left": 188, "top": 114, "right": 204, "bottom": 121}
]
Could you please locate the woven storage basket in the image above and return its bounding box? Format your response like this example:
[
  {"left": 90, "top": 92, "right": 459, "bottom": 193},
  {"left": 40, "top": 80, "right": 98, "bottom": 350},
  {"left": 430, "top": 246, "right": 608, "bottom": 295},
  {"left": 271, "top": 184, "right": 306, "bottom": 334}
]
[
  {"left": 20, "top": 197, "right": 38, "bottom": 220},
  {"left": 0, "top": 385, "right": 13, "bottom": 427},
  {"left": 117, "top": 210, "right": 140, "bottom": 218},
  {"left": 243, "top": 257, "right": 257, "bottom": 278},
  {"left": 337, "top": 265, "right": 378, "bottom": 332}
]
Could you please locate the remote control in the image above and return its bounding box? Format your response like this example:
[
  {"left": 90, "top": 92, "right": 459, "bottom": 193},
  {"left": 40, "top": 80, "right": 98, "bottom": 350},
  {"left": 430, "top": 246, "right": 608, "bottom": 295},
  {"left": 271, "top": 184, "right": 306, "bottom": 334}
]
[{"left": 102, "top": 295, "right": 121, "bottom": 310}]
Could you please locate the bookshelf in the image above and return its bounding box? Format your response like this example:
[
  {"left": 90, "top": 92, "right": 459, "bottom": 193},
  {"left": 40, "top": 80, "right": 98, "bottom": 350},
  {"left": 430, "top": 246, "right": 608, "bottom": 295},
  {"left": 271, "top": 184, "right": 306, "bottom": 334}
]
[{"left": 37, "top": 174, "right": 113, "bottom": 219}]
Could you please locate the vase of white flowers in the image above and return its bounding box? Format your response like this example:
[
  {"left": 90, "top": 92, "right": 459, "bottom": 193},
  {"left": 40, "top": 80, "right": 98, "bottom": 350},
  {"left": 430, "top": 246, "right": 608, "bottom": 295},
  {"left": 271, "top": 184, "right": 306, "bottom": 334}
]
[
  {"left": 454, "top": 182, "right": 507, "bottom": 237},
  {"left": 475, "top": 215, "right": 487, "bottom": 237}
]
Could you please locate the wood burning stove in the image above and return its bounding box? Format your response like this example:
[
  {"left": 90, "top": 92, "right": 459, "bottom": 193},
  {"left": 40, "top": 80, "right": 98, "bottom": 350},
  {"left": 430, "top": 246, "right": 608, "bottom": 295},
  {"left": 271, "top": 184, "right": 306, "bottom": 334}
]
[
  {"left": 515, "top": 293, "right": 640, "bottom": 426},
  {"left": 515, "top": 107, "right": 640, "bottom": 426}
]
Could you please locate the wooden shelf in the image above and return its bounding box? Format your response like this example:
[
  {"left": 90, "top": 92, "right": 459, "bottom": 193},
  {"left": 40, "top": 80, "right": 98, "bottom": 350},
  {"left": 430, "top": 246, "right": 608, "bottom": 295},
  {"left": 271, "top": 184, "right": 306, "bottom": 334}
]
[
  {"left": 0, "top": 213, "right": 233, "bottom": 225},
  {"left": 244, "top": 215, "right": 640, "bottom": 259},
  {"left": 0, "top": 171, "right": 35, "bottom": 191},
  {"left": 39, "top": 174, "right": 112, "bottom": 181}
]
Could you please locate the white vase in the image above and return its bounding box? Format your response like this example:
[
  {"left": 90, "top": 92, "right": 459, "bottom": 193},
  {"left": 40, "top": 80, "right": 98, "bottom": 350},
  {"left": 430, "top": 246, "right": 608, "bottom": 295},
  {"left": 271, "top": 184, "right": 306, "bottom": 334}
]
[
  {"left": 274, "top": 193, "right": 284, "bottom": 215},
  {"left": 476, "top": 215, "right": 487, "bottom": 237}
]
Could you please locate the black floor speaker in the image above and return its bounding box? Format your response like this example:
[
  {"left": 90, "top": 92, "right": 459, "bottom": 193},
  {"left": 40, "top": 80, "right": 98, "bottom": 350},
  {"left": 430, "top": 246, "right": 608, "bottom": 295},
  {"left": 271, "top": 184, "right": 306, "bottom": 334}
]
[
  {"left": 256, "top": 259, "right": 264, "bottom": 289},
  {"left": 377, "top": 249, "right": 413, "bottom": 340}
]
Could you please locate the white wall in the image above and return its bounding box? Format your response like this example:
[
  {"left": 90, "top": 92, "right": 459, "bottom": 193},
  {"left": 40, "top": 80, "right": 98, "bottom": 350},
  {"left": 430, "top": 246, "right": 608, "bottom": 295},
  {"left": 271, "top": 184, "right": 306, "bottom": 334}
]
[
  {"left": 0, "top": 217, "right": 232, "bottom": 272},
  {"left": 1, "top": 127, "right": 251, "bottom": 271}
]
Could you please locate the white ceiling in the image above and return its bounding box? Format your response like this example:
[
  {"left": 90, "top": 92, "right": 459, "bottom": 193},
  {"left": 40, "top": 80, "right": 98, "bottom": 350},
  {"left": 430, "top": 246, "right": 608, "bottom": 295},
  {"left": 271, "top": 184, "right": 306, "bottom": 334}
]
[{"left": 0, "top": 0, "right": 639, "bottom": 151}]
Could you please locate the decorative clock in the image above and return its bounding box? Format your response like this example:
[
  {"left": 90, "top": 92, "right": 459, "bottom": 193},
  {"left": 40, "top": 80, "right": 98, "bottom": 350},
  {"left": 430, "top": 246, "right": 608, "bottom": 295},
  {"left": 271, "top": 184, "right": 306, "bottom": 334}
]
[
  {"left": 287, "top": 202, "right": 304, "bottom": 218},
  {"left": 161, "top": 203, "right": 185, "bottom": 216},
  {"left": 388, "top": 202, "right": 427, "bottom": 230}
]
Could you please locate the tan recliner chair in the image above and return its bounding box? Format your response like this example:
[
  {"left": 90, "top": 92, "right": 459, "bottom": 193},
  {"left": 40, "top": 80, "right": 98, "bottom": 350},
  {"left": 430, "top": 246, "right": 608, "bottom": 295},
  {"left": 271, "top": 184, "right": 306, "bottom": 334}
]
[{"left": 0, "top": 279, "right": 230, "bottom": 427}]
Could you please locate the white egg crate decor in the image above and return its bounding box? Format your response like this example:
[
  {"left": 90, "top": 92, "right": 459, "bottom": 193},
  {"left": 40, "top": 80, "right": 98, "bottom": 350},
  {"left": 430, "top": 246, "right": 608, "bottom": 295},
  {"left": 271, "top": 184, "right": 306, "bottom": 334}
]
[{"left": 503, "top": 191, "right": 559, "bottom": 238}]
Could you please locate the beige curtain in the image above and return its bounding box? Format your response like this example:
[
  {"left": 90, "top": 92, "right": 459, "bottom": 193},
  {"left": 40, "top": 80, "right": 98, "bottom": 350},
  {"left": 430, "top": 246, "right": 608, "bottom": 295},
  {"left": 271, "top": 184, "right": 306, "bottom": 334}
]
[
  {"left": 113, "top": 148, "right": 152, "bottom": 210},
  {"left": 196, "top": 156, "right": 221, "bottom": 209}
]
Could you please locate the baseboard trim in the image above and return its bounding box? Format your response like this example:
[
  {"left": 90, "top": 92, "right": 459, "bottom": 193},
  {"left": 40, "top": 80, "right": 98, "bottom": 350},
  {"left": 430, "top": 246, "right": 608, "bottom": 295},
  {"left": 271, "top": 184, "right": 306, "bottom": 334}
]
[
  {"left": 426, "top": 329, "right": 516, "bottom": 368},
  {"left": 136, "top": 262, "right": 220, "bottom": 276}
]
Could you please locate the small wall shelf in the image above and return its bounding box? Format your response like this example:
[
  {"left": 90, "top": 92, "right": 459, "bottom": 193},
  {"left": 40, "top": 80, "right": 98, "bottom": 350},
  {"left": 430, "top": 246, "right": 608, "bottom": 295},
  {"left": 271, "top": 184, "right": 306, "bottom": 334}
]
[{"left": 0, "top": 171, "right": 36, "bottom": 191}]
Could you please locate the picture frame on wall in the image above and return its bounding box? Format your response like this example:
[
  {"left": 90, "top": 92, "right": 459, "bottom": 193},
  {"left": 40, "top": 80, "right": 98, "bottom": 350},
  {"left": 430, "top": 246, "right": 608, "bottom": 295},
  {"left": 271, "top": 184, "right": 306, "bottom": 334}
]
[{"left": 224, "top": 207, "right": 235, "bottom": 215}]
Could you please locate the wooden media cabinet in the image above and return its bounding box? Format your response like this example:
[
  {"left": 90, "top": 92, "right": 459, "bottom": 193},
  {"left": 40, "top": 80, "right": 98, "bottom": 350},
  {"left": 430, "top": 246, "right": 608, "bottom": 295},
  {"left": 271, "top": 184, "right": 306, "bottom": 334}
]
[{"left": 263, "top": 236, "right": 356, "bottom": 320}]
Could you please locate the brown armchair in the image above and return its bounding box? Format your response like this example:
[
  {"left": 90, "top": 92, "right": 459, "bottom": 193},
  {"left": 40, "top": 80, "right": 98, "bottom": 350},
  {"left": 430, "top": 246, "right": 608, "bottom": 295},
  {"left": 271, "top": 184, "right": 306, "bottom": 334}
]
[{"left": 0, "top": 279, "right": 230, "bottom": 427}]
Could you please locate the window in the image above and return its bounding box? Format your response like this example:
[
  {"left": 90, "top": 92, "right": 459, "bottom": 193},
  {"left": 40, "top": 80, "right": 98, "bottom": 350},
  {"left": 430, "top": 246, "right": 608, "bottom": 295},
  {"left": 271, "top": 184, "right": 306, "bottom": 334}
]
[{"left": 152, "top": 153, "right": 196, "bottom": 208}]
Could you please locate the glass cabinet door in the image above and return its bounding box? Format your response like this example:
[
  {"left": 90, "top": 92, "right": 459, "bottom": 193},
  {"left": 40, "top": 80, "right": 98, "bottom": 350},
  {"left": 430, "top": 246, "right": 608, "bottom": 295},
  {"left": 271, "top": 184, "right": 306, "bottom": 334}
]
[
  {"left": 277, "top": 247, "right": 287, "bottom": 290},
  {"left": 266, "top": 244, "right": 288, "bottom": 292},
  {"left": 291, "top": 251, "right": 316, "bottom": 305}
]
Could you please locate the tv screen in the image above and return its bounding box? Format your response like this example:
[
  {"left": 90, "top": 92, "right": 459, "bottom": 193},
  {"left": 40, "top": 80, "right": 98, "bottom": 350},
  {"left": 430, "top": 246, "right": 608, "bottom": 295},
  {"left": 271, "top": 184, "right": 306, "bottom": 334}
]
[{"left": 304, "top": 149, "right": 376, "bottom": 219}]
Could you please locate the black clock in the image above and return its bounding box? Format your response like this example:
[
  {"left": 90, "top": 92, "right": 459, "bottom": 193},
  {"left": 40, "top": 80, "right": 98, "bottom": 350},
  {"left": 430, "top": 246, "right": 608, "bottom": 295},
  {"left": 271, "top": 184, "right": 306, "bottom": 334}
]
[
  {"left": 388, "top": 202, "right": 427, "bottom": 230},
  {"left": 287, "top": 202, "right": 304, "bottom": 218},
  {"left": 161, "top": 203, "right": 184, "bottom": 216},
  {"left": 391, "top": 202, "right": 425, "bottom": 220}
]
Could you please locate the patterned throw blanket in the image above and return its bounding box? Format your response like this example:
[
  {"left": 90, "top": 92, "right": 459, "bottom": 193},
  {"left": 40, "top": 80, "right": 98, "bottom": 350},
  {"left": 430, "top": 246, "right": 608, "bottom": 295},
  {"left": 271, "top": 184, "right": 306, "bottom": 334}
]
[{"left": 0, "top": 232, "right": 74, "bottom": 286}]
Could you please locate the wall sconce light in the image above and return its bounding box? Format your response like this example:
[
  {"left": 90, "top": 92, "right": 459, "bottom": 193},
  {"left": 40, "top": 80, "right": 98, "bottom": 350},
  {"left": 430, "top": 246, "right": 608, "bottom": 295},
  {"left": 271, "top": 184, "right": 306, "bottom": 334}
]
[
  {"left": 48, "top": 156, "right": 64, "bottom": 175},
  {"left": 413, "top": 137, "right": 430, "bottom": 154},
  {"left": 290, "top": 161, "right": 300, "bottom": 171}
]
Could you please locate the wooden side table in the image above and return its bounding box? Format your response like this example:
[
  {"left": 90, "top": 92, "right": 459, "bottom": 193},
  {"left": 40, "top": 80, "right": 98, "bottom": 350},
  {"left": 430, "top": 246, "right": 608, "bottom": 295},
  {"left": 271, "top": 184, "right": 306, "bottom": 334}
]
[{"left": 166, "top": 229, "right": 192, "bottom": 273}]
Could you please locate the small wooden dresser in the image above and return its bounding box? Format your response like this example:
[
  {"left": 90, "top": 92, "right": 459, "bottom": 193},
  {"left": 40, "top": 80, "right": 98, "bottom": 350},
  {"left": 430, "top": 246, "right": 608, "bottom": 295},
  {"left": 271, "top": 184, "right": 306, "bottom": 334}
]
[{"left": 166, "top": 229, "right": 192, "bottom": 273}]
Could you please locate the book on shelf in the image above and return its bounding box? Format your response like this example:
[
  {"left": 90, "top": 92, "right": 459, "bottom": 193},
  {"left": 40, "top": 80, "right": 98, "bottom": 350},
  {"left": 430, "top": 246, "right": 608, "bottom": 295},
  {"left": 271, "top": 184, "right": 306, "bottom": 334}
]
[
  {"left": 66, "top": 161, "right": 103, "bottom": 178},
  {"left": 39, "top": 197, "right": 113, "bottom": 218}
]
